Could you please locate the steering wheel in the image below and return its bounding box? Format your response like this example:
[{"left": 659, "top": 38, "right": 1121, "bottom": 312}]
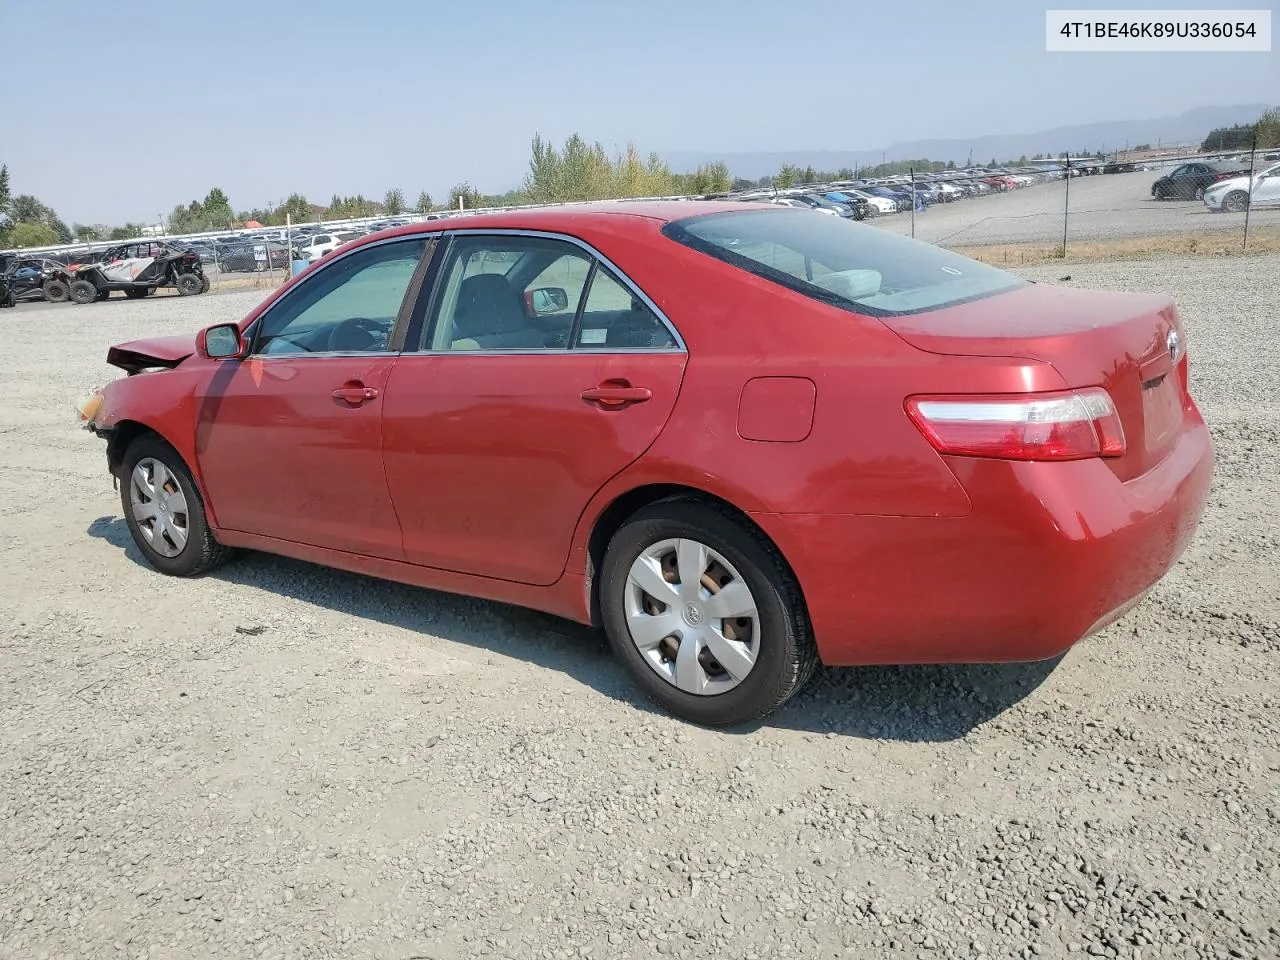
[{"left": 326, "top": 317, "right": 385, "bottom": 352}]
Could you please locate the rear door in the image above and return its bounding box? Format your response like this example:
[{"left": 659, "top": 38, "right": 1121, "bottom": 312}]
[{"left": 381, "top": 231, "right": 688, "bottom": 585}]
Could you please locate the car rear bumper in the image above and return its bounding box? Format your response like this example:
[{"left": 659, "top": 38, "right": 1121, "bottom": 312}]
[{"left": 754, "top": 414, "right": 1214, "bottom": 666}]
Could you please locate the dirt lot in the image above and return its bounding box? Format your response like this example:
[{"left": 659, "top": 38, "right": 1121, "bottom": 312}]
[{"left": 1, "top": 256, "right": 1277, "bottom": 960}]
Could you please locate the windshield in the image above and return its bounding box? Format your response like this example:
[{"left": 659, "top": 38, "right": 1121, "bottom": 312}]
[{"left": 663, "top": 208, "right": 1024, "bottom": 317}]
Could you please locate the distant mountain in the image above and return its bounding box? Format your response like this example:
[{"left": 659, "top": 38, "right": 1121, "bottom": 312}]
[{"left": 665, "top": 104, "right": 1273, "bottom": 178}]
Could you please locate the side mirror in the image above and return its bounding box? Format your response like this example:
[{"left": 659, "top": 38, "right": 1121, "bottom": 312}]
[
  {"left": 197, "top": 322, "right": 244, "bottom": 360},
  {"left": 526, "top": 286, "right": 570, "bottom": 315}
]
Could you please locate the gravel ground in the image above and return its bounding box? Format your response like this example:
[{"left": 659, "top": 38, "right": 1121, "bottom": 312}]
[{"left": 1, "top": 256, "right": 1277, "bottom": 960}]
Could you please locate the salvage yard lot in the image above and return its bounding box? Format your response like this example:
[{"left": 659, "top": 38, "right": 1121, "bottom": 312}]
[
  {"left": 869, "top": 170, "right": 1280, "bottom": 247},
  {"left": 1, "top": 256, "right": 1277, "bottom": 959}
]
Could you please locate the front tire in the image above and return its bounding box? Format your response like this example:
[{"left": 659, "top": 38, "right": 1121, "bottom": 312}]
[
  {"left": 43, "top": 279, "right": 70, "bottom": 302},
  {"left": 120, "top": 435, "right": 233, "bottom": 577},
  {"left": 175, "top": 273, "right": 203, "bottom": 296},
  {"left": 1223, "top": 191, "right": 1249, "bottom": 213},
  {"left": 599, "top": 499, "right": 818, "bottom": 726},
  {"left": 69, "top": 280, "right": 99, "bottom": 304}
]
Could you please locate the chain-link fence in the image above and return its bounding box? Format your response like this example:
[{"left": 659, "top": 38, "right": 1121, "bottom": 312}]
[{"left": 791, "top": 142, "right": 1279, "bottom": 265}]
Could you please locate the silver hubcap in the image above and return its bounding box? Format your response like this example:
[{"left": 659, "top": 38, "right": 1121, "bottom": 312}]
[
  {"left": 129, "top": 458, "right": 190, "bottom": 558},
  {"left": 624, "top": 538, "right": 760, "bottom": 695}
]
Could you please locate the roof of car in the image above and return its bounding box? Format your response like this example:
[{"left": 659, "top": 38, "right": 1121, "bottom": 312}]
[{"left": 370, "top": 200, "right": 770, "bottom": 241}]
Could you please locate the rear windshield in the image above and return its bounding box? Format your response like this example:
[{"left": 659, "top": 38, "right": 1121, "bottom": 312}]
[{"left": 663, "top": 209, "right": 1023, "bottom": 317}]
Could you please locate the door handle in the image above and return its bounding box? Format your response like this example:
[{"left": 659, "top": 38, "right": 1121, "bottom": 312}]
[
  {"left": 581, "top": 384, "right": 652, "bottom": 406},
  {"left": 331, "top": 384, "right": 379, "bottom": 404}
]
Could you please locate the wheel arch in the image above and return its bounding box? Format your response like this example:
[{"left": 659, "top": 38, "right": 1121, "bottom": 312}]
[
  {"left": 103, "top": 417, "right": 221, "bottom": 525},
  {"left": 583, "top": 482, "right": 809, "bottom": 629}
]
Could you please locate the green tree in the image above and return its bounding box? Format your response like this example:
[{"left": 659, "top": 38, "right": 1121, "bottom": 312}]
[
  {"left": 201, "top": 187, "right": 234, "bottom": 230},
  {"left": 8, "top": 221, "right": 59, "bottom": 247},
  {"left": 273, "top": 193, "right": 313, "bottom": 226},
  {"left": 383, "top": 188, "right": 405, "bottom": 215},
  {"left": 9, "top": 194, "right": 46, "bottom": 223},
  {"left": 73, "top": 224, "right": 102, "bottom": 241},
  {"left": 773, "top": 164, "right": 802, "bottom": 189},
  {"left": 108, "top": 222, "right": 144, "bottom": 240},
  {"left": 0, "top": 164, "right": 10, "bottom": 222},
  {"left": 1202, "top": 123, "right": 1256, "bottom": 152},
  {"left": 449, "top": 181, "right": 482, "bottom": 210},
  {"left": 415, "top": 191, "right": 434, "bottom": 213},
  {"left": 1256, "top": 107, "right": 1280, "bottom": 150}
]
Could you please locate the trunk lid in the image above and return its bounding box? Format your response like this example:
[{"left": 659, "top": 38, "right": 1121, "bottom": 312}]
[
  {"left": 882, "top": 284, "right": 1188, "bottom": 481},
  {"left": 107, "top": 334, "right": 196, "bottom": 374}
]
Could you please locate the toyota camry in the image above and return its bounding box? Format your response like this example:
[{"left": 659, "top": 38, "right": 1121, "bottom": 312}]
[{"left": 79, "top": 202, "right": 1214, "bottom": 725}]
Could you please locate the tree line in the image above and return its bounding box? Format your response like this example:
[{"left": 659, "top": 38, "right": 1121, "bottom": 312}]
[{"left": 1201, "top": 107, "right": 1280, "bottom": 153}]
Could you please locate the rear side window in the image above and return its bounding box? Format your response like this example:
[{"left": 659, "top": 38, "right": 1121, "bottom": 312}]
[{"left": 663, "top": 209, "right": 1023, "bottom": 317}]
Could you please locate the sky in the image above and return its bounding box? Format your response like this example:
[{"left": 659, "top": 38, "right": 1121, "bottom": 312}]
[{"left": 1, "top": 0, "right": 1274, "bottom": 225}]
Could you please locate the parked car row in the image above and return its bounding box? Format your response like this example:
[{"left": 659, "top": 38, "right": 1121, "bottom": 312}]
[
  {"left": 184, "top": 218, "right": 418, "bottom": 273},
  {"left": 1201, "top": 161, "right": 1280, "bottom": 213},
  {"left": 735, "top": 165, "right": 1066, "bottom": 221},
  {"left": 1150, "top": 160, "right": 1255, "bottom": 201}
]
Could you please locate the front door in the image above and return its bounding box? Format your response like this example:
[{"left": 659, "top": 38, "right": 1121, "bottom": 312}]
[
  {"left": 195, "top": 237, "right": 429, "bottom": 558},
  {"left": 381, "top": 232, "right": 687, "bottom": 585}
]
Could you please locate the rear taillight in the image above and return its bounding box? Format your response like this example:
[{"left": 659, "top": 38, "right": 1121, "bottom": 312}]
[{"left": 906, "top": 388, "right": 1125, "bottom": 461}]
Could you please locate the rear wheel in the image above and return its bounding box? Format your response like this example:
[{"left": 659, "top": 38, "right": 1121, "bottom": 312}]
[
  {"left": 175, "top": 273, "right": 203, "bottom": 296},
  {"left": 69, "top": 280, "right": 99, "bottom": 304},
  {"left": 599, "top": 499, "right": 818, "bottom": 726},
  {"left": 42, "top": 279, "right": 69, "bottom": 302},
  {"left": 1223, "top": 191, "right": 1249, "bottom": 213},
  {"left": 120, "top": 435, "right": 233, "bottom": 577},
  {"left": 200, "top": 275, "right": 211, "bottom": 293}
]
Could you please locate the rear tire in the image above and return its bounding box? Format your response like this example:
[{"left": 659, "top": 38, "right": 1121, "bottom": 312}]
[
  {"left": 42, "top": 279, "right": 70, "bottom": 302},
  {"left": 175, "top": 273, "right": 202, "bottom": 296},
  {"left": 599, "top": 498, "right": 818, "bottom": 726},
  {"left": 69, "top": 280, "right": 99, "bottom": 305},
  {"left": 200, "top": 275, "right": 211, "bottom": 293},
  {"left": 120, "top": 435, "right": 234, "bottom": 577}
]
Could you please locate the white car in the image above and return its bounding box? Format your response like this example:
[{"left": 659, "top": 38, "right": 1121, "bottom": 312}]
[
  {"left": 294, "top": 233, "right": 344, "bottom": 262},
  {"left": 845, "top": 189, "right": 897, "bottom": 214},
  {"left": 1202, "top": 162, "right": 1280, "bottom": 213}
]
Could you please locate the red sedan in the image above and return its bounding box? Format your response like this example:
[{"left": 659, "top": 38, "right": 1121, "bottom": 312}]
[{"left": 80, "top": 202, "right": 1214, "bottom": 725}]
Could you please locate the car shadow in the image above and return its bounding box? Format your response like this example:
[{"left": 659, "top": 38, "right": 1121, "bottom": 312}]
[{"left": 87, "top": 516, "right": 1061, "bottom": 741}]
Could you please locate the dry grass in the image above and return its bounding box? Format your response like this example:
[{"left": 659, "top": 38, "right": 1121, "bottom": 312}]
[{"left": 955, "top": 226, "right": 1280, "bottom": 266}]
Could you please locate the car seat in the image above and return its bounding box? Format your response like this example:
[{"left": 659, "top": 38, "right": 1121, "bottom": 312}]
[{"left": 452, "top": 274, "right": 545, "bottom": 349}]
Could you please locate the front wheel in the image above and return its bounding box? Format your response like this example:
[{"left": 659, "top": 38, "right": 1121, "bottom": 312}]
[
  {"left": 599, "top": 499, "right": 818, "bottom": 726},
  {"left": 120, "top": 435, "right": 233, "bottom": 576},
  {"left": 1194, "top": 186, "right": 1206, "bottom": 201},
  {"left": 1222, "top": 191, "right": 1249, "bottom": 213},
  {"left": 69, "top": 280, "right": 99, "bottom": 304},
  {"left": 175, "top": 272, "right": 203, "bottom": 296},
  {"left": 200, "top": 274, "right": 211, "bottom": 293},
  {"left": 42, "top": 279, "right": 70, "bottom": 302}
]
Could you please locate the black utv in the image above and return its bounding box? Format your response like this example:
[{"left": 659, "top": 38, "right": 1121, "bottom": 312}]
[
  {"left": 0, "top": 254, "right": 76, "bottom": 303},
  {"left": 63, "top": 241, "right": 209, "bottom": 304}
]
